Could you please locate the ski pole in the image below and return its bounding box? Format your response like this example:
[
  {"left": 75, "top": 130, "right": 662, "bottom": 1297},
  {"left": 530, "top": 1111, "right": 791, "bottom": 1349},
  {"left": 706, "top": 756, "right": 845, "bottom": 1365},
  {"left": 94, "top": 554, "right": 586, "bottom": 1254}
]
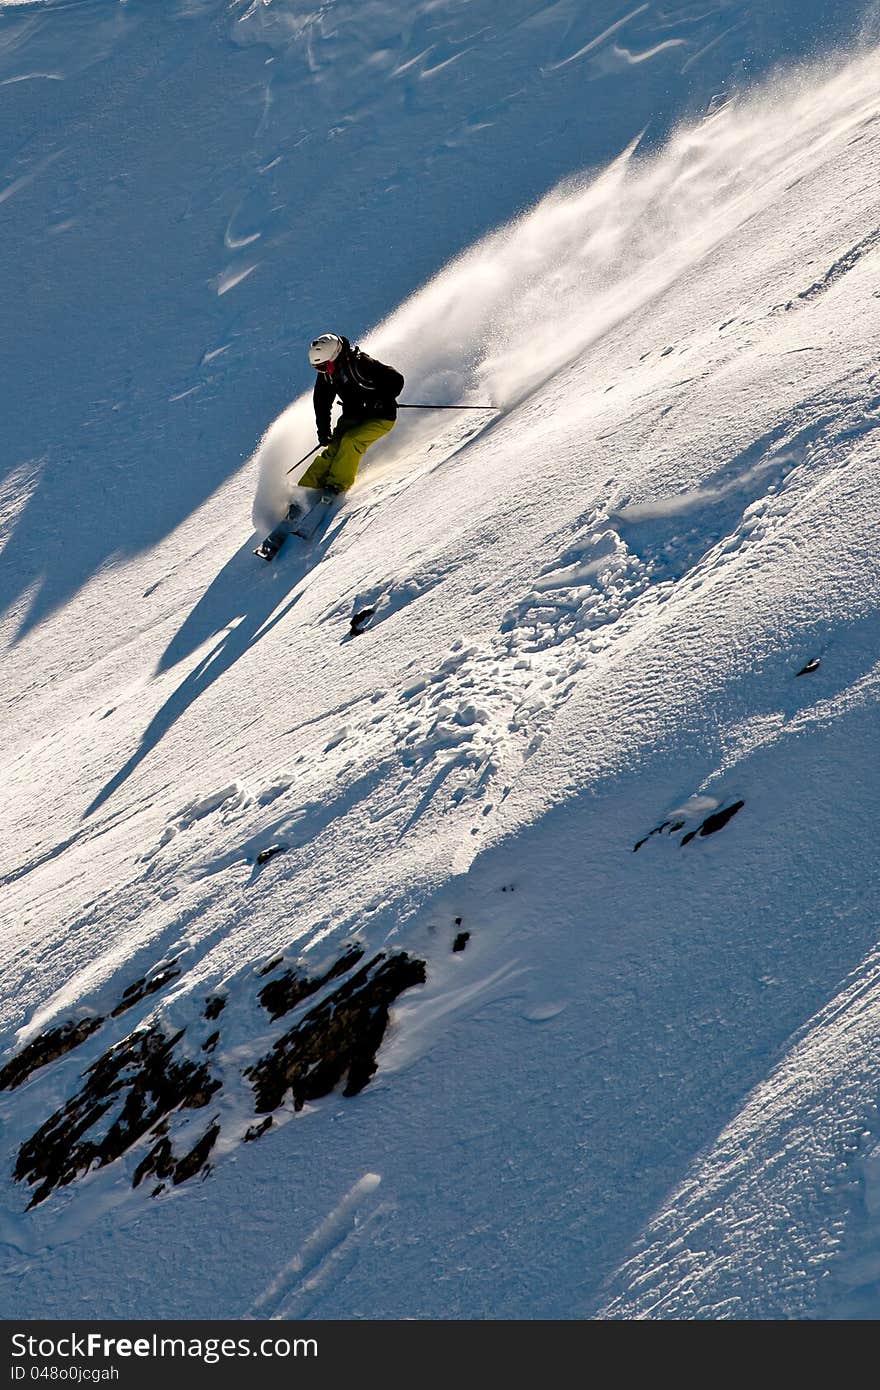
[{"left": 286, "top": 444, "right": 321, "bottom": 476}]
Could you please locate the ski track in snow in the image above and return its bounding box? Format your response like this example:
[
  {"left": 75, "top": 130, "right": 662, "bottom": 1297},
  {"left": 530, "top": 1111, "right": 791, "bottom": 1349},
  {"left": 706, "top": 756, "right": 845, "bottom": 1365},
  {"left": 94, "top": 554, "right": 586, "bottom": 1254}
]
[
  {"left": 2, "top": 3, "right": 880, "bottom": 1319},
  {"left": 249, "top": 1172, "right": 384, "bottom": 1320}
]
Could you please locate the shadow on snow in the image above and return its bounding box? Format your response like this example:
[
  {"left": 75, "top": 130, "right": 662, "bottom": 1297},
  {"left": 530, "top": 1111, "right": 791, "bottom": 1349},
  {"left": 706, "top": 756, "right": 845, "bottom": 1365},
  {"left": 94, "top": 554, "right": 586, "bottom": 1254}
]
[{"left": 83, "top": 533, "right": 318, "bottom": 819}]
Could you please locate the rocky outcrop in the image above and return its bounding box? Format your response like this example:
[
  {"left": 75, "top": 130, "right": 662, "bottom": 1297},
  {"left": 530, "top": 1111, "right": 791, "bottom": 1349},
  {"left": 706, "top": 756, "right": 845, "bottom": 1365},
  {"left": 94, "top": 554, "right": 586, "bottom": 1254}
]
[
  {"left": 0, "top": 1017, "right": 104, "bottom": 1093},
  {"left": 15, "top": 1026, "right": 221, "bottom": 1208},
  {"left": 132, "top": 1119, "right": 221, "bottom": 1192},
  {"left": 8, "top": 943, "right": 427, "bottom": 1208},
  {"left": 110, "top": 959, "right": 181, "bottom": 1018},
  {"left": 634, "top": 800, "right": 745, "bottom": 851},
  {"left": 633, "top": 819, "right": 686, "bottom": 852},
  {"left": 680, "top": 800, "right": 745, "bottom": 845},
  {"left": 0, "top": 958, "right": 184, "bottom": 1093},
  {"left": 248, "top": 952, "right": 426, "bottom": 1114},
  {"left": 257, "top": 943, "right": 365, "bottom": 1021}
]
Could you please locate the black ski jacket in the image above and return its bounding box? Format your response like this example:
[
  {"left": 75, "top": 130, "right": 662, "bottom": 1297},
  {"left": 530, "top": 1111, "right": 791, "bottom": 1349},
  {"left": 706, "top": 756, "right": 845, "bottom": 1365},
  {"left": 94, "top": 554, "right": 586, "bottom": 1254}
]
[{"left": 313, "top": 337, "right": 404, "bottom": 441}]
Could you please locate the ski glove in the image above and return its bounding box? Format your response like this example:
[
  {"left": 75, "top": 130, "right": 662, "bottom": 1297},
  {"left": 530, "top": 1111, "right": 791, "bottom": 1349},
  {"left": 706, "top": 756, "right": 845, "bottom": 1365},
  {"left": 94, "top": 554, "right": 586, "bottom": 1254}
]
[{"left": 318, "top": 430, "right": 332, "bottom": 446}]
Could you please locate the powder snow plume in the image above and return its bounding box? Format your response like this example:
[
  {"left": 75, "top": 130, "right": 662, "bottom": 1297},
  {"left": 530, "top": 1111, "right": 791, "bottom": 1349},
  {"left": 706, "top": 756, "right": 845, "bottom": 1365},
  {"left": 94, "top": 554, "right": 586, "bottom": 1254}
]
[{"left": 252, "top": 42, "right": 880, "bottom": 532}]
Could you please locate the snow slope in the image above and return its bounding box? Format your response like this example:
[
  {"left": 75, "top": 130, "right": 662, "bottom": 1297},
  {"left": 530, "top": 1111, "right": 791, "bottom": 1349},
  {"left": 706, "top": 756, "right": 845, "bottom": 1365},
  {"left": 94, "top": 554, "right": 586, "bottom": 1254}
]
[{"left": 2, "top": 0, "right": 880, "bottom": 1320}]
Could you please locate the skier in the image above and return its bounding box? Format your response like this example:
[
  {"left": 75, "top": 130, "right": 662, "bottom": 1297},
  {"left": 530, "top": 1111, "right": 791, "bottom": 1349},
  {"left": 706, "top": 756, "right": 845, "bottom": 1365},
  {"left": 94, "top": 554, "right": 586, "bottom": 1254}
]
[{"left": 300, "top": 333, "right": 405, "bottom": 494}]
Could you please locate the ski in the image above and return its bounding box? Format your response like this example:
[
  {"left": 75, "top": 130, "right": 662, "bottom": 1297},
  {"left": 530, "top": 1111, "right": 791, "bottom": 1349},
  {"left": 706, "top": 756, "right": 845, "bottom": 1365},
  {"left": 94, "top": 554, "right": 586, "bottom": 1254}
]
[{"left": 254, "top": 487, "right": 337, "bottom": 562}]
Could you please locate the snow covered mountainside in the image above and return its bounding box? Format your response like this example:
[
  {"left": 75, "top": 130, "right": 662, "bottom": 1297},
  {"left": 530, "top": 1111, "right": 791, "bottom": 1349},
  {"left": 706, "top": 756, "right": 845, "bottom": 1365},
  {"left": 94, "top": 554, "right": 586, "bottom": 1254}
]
[{"left": 2, "top": 0, "right": 880, "bottom": 1320}]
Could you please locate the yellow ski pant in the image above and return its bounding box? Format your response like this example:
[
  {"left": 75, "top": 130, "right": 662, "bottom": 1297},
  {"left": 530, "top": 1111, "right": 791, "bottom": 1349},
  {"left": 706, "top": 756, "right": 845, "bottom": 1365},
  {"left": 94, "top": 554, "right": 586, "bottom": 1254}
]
[{"left": 299, "top": 417, "right": 395, "bottom": 493}]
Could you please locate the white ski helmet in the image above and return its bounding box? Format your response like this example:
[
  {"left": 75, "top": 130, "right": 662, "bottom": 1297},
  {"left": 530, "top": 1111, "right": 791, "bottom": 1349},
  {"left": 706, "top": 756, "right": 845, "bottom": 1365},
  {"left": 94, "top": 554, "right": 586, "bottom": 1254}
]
[{"left": 308, "top": 333, "right": 343, "bottom": 367}]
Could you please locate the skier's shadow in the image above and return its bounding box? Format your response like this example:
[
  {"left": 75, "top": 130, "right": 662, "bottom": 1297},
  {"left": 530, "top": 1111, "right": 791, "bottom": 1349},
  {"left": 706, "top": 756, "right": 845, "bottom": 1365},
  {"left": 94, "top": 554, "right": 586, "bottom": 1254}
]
[{"left": 84, "top": 532, "right": 319, "bottom": 818}]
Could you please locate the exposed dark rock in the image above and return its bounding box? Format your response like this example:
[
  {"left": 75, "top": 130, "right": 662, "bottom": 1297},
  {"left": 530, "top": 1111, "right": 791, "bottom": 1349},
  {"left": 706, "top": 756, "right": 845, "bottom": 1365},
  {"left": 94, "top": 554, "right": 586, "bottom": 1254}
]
[
  {"left": 0, "top": 1016, "right": 104, "bottom": 1092},
  {"left": 244, "top": 1117, "right": 273, "bottom": 1142},
  {"left": 634, "top": 819, "right": 684, "bottom": 852},
  {"left": 2, "top": 956, "right": 184, "bottom": 1095},
  {"left": 697, "top": 800, "right": 745, "bottom": 837},
  {"left": 255, "top": 844, "right": 287, "bottom": 866},
  {"left": 133, "top": 1119, "right": 220, "bottom": 1190},
  {"left": 110, "top": 960, "right": 181, "bottom": 1018},
  {"left": 634, "top": 820, "right": 672, "bottom": 852},
  {"left": 12, "top": 943, "right": 427, "bottom": 1205},
  {"left": 638, "top": 805, "right": 741, "bottom": 851},
  {"left": 257, "top": 956, "right": 284, "bottom": 978},
  {"left": 15, "top": 1025, "right": 221, "bottom": 1208},
  {"left": 258, "top": 943, "right": 365, "bottom": 1022},
  {"left": 183, "top": 1074, "right": 220, "bottom": 1108},
  {"left": 133, "top": 1136, "right": 174, "bottom": 1189},
  {"left": 452, "top": 932, "right": 470, "bottom": 953},
  {"left": 350, "top": 606, "right": 376, "bottom": 636},
  {"left": 172, "top": 1122, "right": 220, "bottom": 1185},
  {"left": 247, "top": 952, "right": 426, "bottom": 1115},
  {"left": 681, "top": 800, "right": 745, "bottom": 845}
]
